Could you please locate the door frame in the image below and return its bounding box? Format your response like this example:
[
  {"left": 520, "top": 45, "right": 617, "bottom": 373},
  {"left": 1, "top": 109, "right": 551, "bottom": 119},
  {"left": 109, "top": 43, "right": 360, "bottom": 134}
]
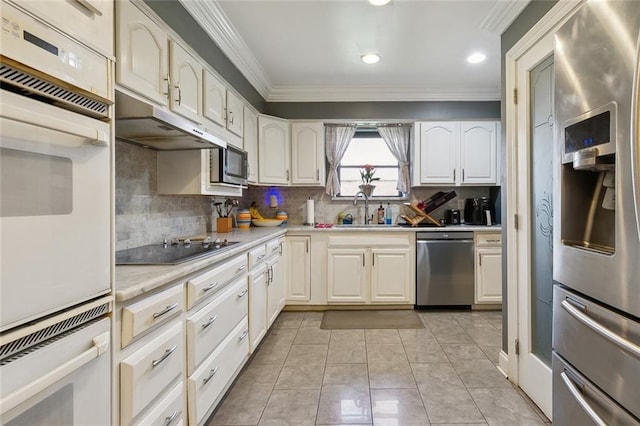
[{"left": 503, "top": 0, "right": 583, "bottom": 419}]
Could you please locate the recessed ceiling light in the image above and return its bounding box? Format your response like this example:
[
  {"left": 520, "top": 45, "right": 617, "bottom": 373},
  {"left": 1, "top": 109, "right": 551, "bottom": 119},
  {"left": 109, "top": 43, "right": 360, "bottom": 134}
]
[
  {"left": 368, "top": 0, "right": 391, "bottom": 5},
  {"left": 467, "top": 52, "right": 486, "bottom": 64},
  {"left": 361, "top": 53, "right": 381, "bottom": 64}
]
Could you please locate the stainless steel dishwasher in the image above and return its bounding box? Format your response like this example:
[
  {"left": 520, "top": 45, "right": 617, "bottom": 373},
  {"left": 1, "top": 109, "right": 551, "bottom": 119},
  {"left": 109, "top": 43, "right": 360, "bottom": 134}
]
[{"left": 416, "top": 231, "right": 474, "bottom": 307}]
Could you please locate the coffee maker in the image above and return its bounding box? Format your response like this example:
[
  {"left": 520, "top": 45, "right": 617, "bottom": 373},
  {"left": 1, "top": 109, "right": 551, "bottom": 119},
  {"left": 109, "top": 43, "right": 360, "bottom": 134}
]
[{"left": 464, "top": 197, "right": 494, "bottom": 225}]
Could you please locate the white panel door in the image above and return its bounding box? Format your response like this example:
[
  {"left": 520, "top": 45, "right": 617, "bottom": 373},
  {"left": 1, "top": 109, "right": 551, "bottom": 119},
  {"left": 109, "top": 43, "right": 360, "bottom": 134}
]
[
  {"left": 291, "top": 122, "right": 325, "bottom": 185},
  {"left": 327, "top": 249, "right": 367, "bottom": 303},
  {"left": 116, "top": 1, "right": 168, "bottom": 106},
  {"left": 226, "top": 91, "right": 244, "bottom": 138},
  {"left": 202, "top": 69, "right": 226, "bottom": 128},
  {"left": 258, "top": 115, "right": 290, "bottom": 184},
  {"left": 244, "top": 107, "right": 259, "bottom": 183},
  {"left": 169, "top": 40, "right": 202, "bottom": 124},
  {"left": 267, "top": 255, "right": 285, "bottom": 326},
  {"left": 460, "top": 122, "right": 497, "bottom": 184},
  {"left": 370, "top": 249, "right": 411, "bottom": 303},
  {"left": 286, "top": 236, "right": 311, "bottom": 302},
  {"left": 419, "top": 122, "right": 457, "bottom": 184}
]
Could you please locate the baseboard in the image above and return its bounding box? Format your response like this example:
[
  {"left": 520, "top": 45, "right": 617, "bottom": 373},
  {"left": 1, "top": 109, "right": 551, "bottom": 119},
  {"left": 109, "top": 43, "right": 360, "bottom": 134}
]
[
  {"left": 497, "top": 349, "right": 509, "bottom": 378},
  {"left": 283, "top": 304, "right": 414, "bottom": 311}
]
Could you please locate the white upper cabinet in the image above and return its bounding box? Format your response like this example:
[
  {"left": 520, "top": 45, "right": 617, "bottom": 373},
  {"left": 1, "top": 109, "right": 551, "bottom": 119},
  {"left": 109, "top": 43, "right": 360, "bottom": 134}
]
[
  {"left": 419, "top": 122, "right": 457, "bottom": 185},
  {"left": 258, "top": 115, "right": 290, "bottom": 185},
  {"left": 226, "top": 91, "right": 244, "bottom": 138},
  {"left": 169, "top": 40, "right": 202, "bottom": 124},
  {"left": 291, "top": 122, "right": 325, "bottom": 186},
  {"left": 203, "top": 69, "right": 226, "bottom": 127},
  {"left": 116, "top": 1, "right": 169, "bottom": 106},
  {"left": 460, "top": 122, "right": 498, "bottom": 184},
  {"left": 203, "top": 70, "right": 244, "bottom": 146},
  {"left": 244, "top": 107, "right": 259, "bottom": 183},
  {"left": 416, "top": 121, "right": 499, "bottom": 186}
]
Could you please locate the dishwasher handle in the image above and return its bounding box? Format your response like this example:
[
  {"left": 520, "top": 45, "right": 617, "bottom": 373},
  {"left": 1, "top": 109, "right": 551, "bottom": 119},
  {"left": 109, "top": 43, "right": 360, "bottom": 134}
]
[{"left": 417, "top": 239, "right": 474, "bottom": 244}]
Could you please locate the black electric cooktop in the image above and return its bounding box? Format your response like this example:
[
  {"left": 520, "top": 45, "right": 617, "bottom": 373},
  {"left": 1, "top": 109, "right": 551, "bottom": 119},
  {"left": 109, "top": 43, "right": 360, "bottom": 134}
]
[{"left": 116, "top": 240, "right": 240, "bottom": 265}]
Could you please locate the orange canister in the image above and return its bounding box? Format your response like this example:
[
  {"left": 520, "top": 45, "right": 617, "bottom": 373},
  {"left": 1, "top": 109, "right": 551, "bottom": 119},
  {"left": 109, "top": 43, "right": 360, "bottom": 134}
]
[{"left": 237, "top": 209, "right": 251, "bottom": 229}]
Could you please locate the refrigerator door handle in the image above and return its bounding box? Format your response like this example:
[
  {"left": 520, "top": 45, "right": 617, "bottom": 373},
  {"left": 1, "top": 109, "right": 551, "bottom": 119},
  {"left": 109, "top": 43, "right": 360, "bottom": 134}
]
[
  {"left": 561, "top": 298, "right": 640, "bottom": 359},
  {"left": 560, "top": 371, "right": 607, "bottom": 426}
]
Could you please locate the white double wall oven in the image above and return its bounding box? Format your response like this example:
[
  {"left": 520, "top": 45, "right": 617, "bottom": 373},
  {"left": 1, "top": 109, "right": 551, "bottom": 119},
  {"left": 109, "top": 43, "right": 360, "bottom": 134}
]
[{"left": 0, "top": 1, "right": 113, "bottom": 424}]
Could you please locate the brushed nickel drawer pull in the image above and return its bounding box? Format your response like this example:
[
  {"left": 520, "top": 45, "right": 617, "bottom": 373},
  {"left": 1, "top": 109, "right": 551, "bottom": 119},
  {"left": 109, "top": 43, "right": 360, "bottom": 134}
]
[
  {"left": 202, "top": 282, "right": 219, "bottom": 292},
  {"left": 153, "top": 303, "right": 178, "bottom": 319},
  {"left": 152, "top": 345, "right": 177, "bottom": 368},
  {"left": 238, "top": 330, "right": 249, "bottom": 341},
  {"left": 257, "top": 254, "right": 265, "bottom": 260},
  {"left": 203, "top": 366, "right": 219, "bottom": 385},
  {"left": 486, "top": 239, "right": 500, "bottom": 243},
  {"left": 237, "top": 264, "right": 247, "bottom": 271},
  {"left": 164, "top": 409, "right": 181, "bottom": 426},
  {"left": 202, "top": 315, "right": 218, "bottom": 329},
  {"left": 237, "top": 289, "right": 248, "bottom": 298}
]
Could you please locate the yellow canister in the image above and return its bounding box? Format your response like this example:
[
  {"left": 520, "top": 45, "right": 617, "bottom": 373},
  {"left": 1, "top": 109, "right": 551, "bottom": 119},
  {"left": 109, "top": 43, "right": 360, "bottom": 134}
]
[{"left": 237, "top": 209, "right": 251, "bottom": 229}]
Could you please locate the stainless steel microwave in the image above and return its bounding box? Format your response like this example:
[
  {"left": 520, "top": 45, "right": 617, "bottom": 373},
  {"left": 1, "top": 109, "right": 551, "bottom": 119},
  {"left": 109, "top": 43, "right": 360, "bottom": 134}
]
[{"left": 210, "top": 145, "right": 248, "bottom": 186}]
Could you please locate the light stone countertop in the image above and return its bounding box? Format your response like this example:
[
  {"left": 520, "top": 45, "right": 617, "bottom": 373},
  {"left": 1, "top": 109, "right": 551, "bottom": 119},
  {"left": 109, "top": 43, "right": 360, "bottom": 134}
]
[
  {"left": 115, "top": 224, "right": 501, "bottom": 302},
  {"left": 285, "top": 224, "right": 502, "bottom": 232},
  {"left": 115, "top": 227, "right": 286, "bottom": 302}
]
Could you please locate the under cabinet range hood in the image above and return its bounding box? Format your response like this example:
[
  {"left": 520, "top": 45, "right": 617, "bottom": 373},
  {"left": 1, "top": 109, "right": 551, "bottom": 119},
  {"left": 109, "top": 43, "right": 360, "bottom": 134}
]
[{"left": 114, "top": 91, "right": 226, "bottom": 150}]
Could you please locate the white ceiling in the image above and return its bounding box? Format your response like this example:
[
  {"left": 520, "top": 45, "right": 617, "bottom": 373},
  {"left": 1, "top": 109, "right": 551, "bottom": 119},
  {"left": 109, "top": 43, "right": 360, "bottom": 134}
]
[{"left": 180, "top": 0, "right": 531, "bottom": 102}]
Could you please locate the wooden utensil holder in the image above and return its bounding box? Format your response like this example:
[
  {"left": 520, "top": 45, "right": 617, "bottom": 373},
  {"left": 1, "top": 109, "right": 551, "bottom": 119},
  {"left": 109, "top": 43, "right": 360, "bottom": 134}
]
[{"left": 216, "top": 217, "right": 232, "bottom": 233}]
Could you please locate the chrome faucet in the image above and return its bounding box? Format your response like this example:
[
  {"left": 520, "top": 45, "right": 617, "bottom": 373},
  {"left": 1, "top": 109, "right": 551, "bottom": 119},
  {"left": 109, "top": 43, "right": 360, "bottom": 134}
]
[{"left": 353, "top": 191, "right": 371, "bottom": 224}]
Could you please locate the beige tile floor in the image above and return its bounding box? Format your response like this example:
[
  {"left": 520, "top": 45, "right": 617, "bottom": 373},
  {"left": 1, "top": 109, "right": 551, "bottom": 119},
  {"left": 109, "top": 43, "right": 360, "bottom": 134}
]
[{"left": 207, "top": 310, "right": 550, "bottom": 426}]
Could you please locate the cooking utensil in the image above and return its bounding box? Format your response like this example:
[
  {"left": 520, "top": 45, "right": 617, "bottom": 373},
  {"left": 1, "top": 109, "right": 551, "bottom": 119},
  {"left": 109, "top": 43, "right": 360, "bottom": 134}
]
[{"left": 213, "top": 201, "right": 223, "bottom": 217}]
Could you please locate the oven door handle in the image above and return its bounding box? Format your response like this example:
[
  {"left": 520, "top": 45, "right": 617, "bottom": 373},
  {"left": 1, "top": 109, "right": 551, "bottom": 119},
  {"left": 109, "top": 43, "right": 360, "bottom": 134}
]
[
  {"left": 1, "top": 99, "right": 109, "bottom": 147},
  {"left": 0, "top": 331, "right": 110, "bottom": 414}
]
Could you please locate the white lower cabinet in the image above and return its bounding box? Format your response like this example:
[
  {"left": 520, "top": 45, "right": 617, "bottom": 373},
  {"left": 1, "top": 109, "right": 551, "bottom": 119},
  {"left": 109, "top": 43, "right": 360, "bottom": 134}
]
[
  {"left": 285, "top": 236, "right": 311, "bottom": 303},
  {"left": 327, "top": 249, "right": 368, "bottom": 303},
  {"left": 249, "top": 264, "right": 268, "bottom": 352},
  {"left": 475, "top": 232, "right": 503, "bottom": 304},
  {"left": 132, "top": 381, "right": 184, "bottom": 426},
  {"left": 371, "top": 248, "right": 412, "bottom": 303},
  {"left": 187, "top": 318, "right": 249, "bottom": 425},
  {"left": 266, "top": 239, "right": 286, "bottom": 326},
  {"left": 326, "top": 234, "right": 414, "bottom": 304},
  {"left": 120, "top": 323, "right": 184, "bottom": 425},
  {"left": 186, "top": 276, "right": 248, "bottom": 375}
]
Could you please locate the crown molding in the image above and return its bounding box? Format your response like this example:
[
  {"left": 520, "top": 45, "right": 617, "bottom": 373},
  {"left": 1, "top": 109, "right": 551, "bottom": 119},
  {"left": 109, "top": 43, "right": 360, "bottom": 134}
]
[
  {"left": 178, "top": 0, "right": 272, "bottom": 99},
  {"left": 267, "top": 86, "right": 500, "bottom": 102},
  {"left": 480, "top": 0, "right": 531, "bottom": 34}
]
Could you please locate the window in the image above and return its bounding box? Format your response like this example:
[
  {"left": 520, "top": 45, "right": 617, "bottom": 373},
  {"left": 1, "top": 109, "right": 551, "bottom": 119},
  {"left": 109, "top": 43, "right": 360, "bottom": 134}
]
[{"left": 338, "top": 130, "right": 403, "bottom": 198}]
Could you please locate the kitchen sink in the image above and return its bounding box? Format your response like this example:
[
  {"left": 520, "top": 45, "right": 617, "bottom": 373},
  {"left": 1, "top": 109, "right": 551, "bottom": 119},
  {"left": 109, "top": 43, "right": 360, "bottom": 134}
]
[{"left": 333, "top": 224, "right": 401, "bottom": 229}]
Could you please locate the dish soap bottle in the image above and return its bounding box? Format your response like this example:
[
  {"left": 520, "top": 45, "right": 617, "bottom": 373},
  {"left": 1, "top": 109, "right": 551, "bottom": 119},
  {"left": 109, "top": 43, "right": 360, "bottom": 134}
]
[
  {"left": 377, "top": 204, "right": 385, "bottom": 224},
  {"left": 385, "top": 202, "right": 393, "bottom": 225}
]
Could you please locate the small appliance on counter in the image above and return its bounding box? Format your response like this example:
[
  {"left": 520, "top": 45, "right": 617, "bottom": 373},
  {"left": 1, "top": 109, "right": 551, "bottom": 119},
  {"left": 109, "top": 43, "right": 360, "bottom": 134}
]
[
  {"left": 444, "top": 209, "right": 461, "bottom": 225},
  {"left": 463, "top": 197, "right": 495, "bottom": 225}
]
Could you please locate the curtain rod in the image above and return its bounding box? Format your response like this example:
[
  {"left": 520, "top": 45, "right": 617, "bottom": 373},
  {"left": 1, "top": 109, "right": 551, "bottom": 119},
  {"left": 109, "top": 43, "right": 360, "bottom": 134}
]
[{"left": 324, "top": 122, "right": 412, "bottom": 128}]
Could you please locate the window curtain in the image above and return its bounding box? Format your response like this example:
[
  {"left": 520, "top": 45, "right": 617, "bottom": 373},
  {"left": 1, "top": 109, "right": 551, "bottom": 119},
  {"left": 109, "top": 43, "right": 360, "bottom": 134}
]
[
  {"left": 377, "top": 124, "right": 411, "bottom": 193},
  {"left": 325, "top": 124, "right": 357, "bottom": 195}
]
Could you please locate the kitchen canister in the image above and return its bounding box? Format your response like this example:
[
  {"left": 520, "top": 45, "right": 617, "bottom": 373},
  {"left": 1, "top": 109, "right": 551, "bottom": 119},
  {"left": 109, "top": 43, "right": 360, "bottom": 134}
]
[
  {"left": 275, "top": 211, "right": 288, "bottom": 225},
  {"left": 237, "top": 209, "right": 251, "bottom": 230}
]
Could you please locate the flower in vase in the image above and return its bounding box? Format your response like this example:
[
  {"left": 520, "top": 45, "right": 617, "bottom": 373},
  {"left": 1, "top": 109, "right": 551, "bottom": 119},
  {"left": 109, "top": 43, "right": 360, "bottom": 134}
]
[{"left": 360, "top": 164, "right": 380, "bottom": 185}]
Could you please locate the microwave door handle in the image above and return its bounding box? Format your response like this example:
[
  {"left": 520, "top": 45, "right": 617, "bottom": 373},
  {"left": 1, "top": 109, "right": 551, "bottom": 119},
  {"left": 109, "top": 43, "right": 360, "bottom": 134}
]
[
  {"left": 1, "top": 331, "right": 110, "bottom": 414},
  {"left": 2, "top": 101, "right": 109, "bottom": 147}
]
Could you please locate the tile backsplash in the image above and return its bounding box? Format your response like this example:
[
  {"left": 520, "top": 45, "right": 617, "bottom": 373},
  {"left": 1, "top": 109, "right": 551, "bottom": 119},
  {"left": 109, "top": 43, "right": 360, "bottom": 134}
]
[
  {"left": 116, "top": 140, "right": 496, "bottom": 250},
  {"left": 243, "top": 186, "right": 491, "bottom": 225},
  {"left": 115, "top": 141, "right": 214, "bottom": 250}
]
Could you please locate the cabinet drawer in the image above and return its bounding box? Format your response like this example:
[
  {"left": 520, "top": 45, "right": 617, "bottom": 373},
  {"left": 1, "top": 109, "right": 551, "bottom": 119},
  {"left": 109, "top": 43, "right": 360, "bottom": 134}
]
[
  {"left": 187, "top": 318, "right": 250, "bottom": 425},
  {"left": 475, "top": 232, "right": 502, "bottom": 247},
  {"left": 122, "top": 285, "right": 183, "bottom": 348},
  {"left": 186, "top": 254, "right": 248, "bottom": 309},
  {"left": 186, "top": 276, "right": 249, "bottom": 374},
  {"left": 266, "top": 238, "right": 283, "bottom": 258},
  {"left": 248, "top": 244, "right": 267, "bottom": 269},
  {"left": 121, "top": 323, "right": 183, "bottom": 425},
  {"left": 133, "top": 381, "right": 184, "bottom": 426}
]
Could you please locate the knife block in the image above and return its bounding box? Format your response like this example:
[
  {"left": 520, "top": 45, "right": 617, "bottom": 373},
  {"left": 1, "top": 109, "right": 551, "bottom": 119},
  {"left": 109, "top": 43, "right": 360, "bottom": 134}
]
[{"left": 216, "top": 217, "right": 232, "bottom": 233}]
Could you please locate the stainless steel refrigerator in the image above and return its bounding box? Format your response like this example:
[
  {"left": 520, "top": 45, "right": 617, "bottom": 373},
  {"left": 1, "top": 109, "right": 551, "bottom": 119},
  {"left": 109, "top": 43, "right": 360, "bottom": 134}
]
[{"left": 553, "top": 1, "right": 640, "bottom": 424}]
